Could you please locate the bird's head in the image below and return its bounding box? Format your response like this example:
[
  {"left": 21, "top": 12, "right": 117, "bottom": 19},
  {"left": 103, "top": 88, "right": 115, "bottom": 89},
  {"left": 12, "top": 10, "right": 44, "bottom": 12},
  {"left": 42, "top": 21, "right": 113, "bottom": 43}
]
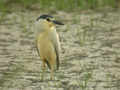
[{"left": 36, "top": 14, "right": 64, "bottom": 29}]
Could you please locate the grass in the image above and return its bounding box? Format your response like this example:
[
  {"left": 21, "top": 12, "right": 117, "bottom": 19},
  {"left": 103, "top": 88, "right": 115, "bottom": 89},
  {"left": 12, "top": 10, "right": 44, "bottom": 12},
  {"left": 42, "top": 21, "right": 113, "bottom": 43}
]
[
  {"left": 76, "top": 17, "right": 95, "bottom": 46},
  {"left": 0, "top": 0, "right": 118, "bottom": 12},
  {"left": 80, "top": 72, "right": 92, "bottom": 90},
  {"left": 0, "top": 12, "right": 7, "bottom": 24},
  {"left": 0, "top": 62, "right": 25, "bottom": 87}
]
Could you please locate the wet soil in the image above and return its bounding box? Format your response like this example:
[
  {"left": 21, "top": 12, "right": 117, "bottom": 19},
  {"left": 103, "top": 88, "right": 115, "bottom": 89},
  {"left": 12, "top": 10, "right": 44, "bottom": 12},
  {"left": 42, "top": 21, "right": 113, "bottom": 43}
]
[{"left": 0, "top": 10, "right": 120, "bottom": 90}]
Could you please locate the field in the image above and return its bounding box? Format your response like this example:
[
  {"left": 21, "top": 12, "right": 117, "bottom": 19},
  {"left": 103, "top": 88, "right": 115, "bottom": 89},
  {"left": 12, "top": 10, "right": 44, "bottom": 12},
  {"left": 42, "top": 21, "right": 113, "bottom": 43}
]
[{"left": 0, "top": 1, "right": 120, "bottom": 90}]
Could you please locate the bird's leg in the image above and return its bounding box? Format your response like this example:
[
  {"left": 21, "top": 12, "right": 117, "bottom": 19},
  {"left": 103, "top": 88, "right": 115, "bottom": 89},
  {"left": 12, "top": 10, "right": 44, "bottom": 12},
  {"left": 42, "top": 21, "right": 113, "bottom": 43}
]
[
  {"left": 49, "top": 59, "right": 55, "bottom": 80},
  {"left": 50, "top": 66, "right": 54, "bottom": 80},
  {"left": 41, "top": 60, "right": 46, "bottom": 81}
]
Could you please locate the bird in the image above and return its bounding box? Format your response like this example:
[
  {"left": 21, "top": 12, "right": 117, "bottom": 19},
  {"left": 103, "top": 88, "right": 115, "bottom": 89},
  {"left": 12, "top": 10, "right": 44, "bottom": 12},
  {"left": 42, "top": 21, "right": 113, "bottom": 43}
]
[{"left": 35, "top": 14, "right": 64, "bottom": 80}]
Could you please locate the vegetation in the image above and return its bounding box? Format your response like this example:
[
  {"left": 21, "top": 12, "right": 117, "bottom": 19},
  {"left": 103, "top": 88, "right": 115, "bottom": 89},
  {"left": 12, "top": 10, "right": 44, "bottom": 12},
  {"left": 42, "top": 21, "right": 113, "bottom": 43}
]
[{"left": 0, "top": 0, "right": 119, "bottom": 11}]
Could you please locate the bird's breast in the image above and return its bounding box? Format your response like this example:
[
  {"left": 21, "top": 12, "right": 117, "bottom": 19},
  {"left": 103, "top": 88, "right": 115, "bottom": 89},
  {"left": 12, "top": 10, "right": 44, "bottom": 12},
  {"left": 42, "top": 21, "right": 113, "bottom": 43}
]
[{"left": 37, "top": 31, "right": 57, "bottom": 59}]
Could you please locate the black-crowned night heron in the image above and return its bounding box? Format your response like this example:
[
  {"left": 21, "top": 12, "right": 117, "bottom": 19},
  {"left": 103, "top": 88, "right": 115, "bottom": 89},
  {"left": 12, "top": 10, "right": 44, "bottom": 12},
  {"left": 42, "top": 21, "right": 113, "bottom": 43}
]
[{"left": 35, "top": 14, "right": 64, "bottom": 80}]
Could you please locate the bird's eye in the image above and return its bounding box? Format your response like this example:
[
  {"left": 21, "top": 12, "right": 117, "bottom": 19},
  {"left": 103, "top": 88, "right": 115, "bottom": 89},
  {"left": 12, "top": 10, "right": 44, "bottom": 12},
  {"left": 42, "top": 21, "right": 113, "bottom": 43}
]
[{"left": 46, "top": 18, "right": 50, "bottom": 22}]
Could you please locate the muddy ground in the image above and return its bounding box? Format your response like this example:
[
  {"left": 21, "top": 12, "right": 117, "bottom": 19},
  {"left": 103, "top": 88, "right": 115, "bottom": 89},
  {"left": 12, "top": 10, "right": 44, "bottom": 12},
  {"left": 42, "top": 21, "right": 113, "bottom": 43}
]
[{"left": 0, "top": 9, "right": 120, "bottom": 90}]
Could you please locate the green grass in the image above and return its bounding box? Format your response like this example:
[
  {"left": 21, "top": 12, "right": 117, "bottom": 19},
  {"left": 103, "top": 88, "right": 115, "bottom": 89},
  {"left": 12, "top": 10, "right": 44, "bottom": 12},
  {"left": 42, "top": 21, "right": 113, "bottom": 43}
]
[
  {"left": 80, "top": 72, "right": 92, "bottom": 90},
  {"left": 0, "top": 0, "right": 118, "bottom": 11}
]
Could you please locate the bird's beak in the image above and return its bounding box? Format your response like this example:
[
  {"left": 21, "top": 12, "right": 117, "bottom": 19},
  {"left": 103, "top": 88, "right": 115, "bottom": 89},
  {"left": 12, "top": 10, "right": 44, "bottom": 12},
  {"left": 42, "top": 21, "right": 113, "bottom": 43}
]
[
  {"left": 52, "top": 20, "right": 64, "bottom": 25},
  {"left": 36, "top": 16, "right": 41, "bottom": 21}
]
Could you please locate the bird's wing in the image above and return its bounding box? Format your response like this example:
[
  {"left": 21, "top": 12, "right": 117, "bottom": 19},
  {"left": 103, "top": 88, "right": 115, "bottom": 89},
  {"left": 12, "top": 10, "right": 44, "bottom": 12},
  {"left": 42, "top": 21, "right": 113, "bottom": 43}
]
[
  {"left": 36, "top": 39, "right": 51, "bottom": 69},
  {"left": 50, "top": 31, "right": 60, "bottom": 70}
]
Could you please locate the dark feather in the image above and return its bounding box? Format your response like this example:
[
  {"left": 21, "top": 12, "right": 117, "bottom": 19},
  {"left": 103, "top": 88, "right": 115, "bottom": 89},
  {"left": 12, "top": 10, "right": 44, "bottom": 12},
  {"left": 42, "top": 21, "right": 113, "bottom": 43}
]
[
  {"left": 36, "top": 45, "right": 40, "bottom": 57},
  {"left": 36, "top": 14, "right": 53, "bottom": 21},
  {"left": 45, "top": 60, "right": 51, "bottom": 70},
  {"left": 55, "top": 47, "right": 59, "bottom": 70}
]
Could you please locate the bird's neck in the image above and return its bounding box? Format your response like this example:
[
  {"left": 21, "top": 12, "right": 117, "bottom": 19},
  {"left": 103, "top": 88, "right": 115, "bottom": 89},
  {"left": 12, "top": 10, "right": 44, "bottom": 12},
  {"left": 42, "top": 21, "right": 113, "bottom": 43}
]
[{"left": 44, "top": 25, "right": 56, "bottom": 32}]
